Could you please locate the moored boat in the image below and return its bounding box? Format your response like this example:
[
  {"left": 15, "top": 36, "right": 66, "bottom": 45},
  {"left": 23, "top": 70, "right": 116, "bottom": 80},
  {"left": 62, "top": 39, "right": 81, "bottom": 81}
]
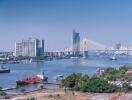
[
  {"left": 109, "top": 55, "right": 117, "bottom": 60},
  {"left": 0, "top": 66, "right": 10, "bottom": 73},
  {"left": 53, "top": 75, "right": 65, "bottom": 81},
  {"left": 16, "top": 72, "right": 48, "bottom": 86}
]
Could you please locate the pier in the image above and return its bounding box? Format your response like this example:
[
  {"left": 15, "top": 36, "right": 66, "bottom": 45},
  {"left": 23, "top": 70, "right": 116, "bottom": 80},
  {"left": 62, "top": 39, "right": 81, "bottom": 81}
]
[{"left": 43, "top": 82, "right": 62, "bottom": 86}]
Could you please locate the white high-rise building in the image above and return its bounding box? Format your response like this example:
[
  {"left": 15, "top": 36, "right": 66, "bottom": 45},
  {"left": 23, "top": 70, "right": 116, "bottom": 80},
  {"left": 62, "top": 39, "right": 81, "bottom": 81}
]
[{"left": 15, "top": 38, "right": 44, "bottom": 57}]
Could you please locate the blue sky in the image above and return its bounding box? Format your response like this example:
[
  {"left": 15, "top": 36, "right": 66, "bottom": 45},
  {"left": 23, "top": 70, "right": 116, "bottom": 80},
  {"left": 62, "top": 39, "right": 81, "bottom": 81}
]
[{"left": 0, "top": 0, "right": 132, "bottom": 51}]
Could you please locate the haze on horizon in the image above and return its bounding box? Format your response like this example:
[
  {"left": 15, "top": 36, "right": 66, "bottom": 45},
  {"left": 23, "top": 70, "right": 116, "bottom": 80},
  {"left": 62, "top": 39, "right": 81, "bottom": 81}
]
[{"left": 0, "top": 0, "right": 132, "bottom": 51}]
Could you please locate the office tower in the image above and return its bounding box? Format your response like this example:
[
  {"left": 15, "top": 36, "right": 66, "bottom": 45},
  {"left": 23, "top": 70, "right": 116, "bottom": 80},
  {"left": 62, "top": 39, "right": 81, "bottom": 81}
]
[
  {"left": 15, "top": 38, "right": 44, "bottom": 57},
  {"left": 73, "top": 30, "right": 80, "bottom": 56},
  {"left": 115, "top": 43, "right": 121, "bottom": 50}
]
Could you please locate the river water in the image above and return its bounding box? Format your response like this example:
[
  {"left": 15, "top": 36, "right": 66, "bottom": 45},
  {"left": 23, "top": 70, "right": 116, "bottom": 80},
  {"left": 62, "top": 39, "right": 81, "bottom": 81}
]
[{"left": 0, "top": 54, "right": 132, "bottom": 89}]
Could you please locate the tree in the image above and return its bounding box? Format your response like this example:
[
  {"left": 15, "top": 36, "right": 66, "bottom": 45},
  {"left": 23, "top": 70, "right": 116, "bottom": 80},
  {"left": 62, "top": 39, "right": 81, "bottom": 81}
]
[
  {"left": 105, "top": 67, "right": 118, "bottom": 75},
  {"left": 62, "top": 73, "right": 81, "bottom": 88},
  {"left": 119, "top": 65, "right": 128, "bottom": 74},
  {"left": 0, "top": 91, "right": 7, "bottom": 99},
  {"left": 62, "top": 73, "right": 116, "bottom": 93},
  {"left": 62, "top": 73, "right": 89, "bottom": 89},
  {"left": 27, "top": 97, "right": 36, "bottom": 100},
  {"left": 80, "top": 77, "right": 116, "bottom": 93},
  {"left": 121, "top": 83, "right": 131, "bottom": 93}
]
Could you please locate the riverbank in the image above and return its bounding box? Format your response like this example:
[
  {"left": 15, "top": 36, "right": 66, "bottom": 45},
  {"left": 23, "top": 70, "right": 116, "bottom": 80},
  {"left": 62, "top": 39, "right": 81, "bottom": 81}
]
[{"left": 9, "top": 89, "right": 132, "bottom": 100}]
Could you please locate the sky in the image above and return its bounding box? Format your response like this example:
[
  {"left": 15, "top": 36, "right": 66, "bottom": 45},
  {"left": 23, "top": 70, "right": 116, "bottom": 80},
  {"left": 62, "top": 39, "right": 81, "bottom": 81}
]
[{"left": 0, "top": 0, "right": 132, "bottom": 51}]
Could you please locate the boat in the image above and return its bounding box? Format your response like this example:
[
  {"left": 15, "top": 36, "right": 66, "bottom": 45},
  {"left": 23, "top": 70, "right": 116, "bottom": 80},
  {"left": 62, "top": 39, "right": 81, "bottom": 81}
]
[
  {"left": 16, "top": 72, "right": 48, "bottom": 86},
  {"left": 29, "top": 58, "right": 32, "bottom": 63},
  {"left": 21, "top": 59, "right": 32, "bottom": 64},
  {"left": 0, "top": 66, "right": 10, "bottom": 73},
  {"left": 70, "top": 57, "right": 79, "bottom": 59},
  {"left": 53, "top": 75, "right": 64, "bottom": 81},
  {"left": 109, "top": 55, "right": 117, "bottom": 60}
]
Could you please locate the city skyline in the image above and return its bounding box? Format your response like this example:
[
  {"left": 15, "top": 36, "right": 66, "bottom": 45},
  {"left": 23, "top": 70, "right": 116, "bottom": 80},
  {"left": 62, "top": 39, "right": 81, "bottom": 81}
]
[{"left": 1, "top": 0, "right": 132, "bottom": 51}]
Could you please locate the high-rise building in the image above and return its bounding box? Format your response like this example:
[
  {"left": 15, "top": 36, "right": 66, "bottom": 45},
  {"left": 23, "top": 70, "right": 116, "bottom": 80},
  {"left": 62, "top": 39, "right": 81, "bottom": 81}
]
[
  {"left": 115, "top": 43, "right": 121, "bottom": 50},
  {"left": 15, "top": 38, "right": 44, "bottom": 57},
  {"left": 73, "top": 30, "right": 80, "bottom": 56}
]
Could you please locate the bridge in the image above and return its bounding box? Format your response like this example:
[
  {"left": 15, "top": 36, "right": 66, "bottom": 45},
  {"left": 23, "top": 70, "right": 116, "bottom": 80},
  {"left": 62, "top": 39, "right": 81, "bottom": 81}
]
[
  {"left": 45, "top": 39, "right": 132, "bottom": 58},
  {"left": 64, "top": 38, "right": 108, "bottom": 52},
  {"left": 71, "top": 39, "right": 132, "bottom": 52},
  {"left": 80, "top": 38, "right": 107, "bottom": 51}
]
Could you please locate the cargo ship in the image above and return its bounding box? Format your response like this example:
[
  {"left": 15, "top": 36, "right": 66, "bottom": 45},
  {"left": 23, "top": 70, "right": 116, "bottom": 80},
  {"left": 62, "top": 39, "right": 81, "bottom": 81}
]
[
  {"left": 0, "top": 66, "right": 10, "bottom": 73},
  {"left": 16, "top": 72, "right": 48, "bottom": 86}
]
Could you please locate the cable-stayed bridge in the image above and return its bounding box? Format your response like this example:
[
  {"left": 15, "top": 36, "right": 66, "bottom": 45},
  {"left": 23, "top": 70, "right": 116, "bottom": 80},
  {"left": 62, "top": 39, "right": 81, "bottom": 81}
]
[
  {"left": 64, "top": 39, "right": 132, "bottom": 57},
  {"left": 45, "top": 39, "right": 132, "bottom": 58},
  {"left": 65, "top": 39, "right": 108, "bottom": 52},
  {"left": 80, "top": 39, "right": 107, "bottom": 51}
]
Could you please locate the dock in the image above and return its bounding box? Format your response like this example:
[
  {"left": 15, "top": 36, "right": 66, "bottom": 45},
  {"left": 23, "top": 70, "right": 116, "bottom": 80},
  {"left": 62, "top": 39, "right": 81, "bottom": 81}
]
[{"left": 43, "top": 82, "right": 62, "bottom": 86}]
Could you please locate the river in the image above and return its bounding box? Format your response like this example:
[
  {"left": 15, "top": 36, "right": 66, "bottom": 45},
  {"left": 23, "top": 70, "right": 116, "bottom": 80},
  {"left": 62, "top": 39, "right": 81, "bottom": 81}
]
[{"left": 0, "top": 54, "right": 132, "bottom": 89}]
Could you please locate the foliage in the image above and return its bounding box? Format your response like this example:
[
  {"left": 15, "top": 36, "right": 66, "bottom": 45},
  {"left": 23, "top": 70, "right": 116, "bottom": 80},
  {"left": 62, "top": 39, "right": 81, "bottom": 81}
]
[
  {"left": 103, "top": 66, "right": 130, "bottom": 81},
  {"left": 119, "top": 65, "right": 128, "bottom": 74},
  {"left": 27, "top": 96, "right": 36, "bottom": 100},
  {"left": 62, "top": 73, "right": 89, "bottom": 89},
  {"left": 123, "top": 73, "right": 132, "bottom": 81},
  {"left": 0, "top": 91, "right": 7, "bottom": 96},
  {"left": 105, "top": 67, "right": 118, "bottom": 75},
  {"left": 80, "top": 77, "right": 116, "bottom": 93},
  {"left": 62, "top": 66, "right": 132, "bottom": 93},
  {"left": 62, "top": 73, "right": 116, "bottom": 93},
  {"left": 121, "top": 83, "right": 132, "bottom": 93}
]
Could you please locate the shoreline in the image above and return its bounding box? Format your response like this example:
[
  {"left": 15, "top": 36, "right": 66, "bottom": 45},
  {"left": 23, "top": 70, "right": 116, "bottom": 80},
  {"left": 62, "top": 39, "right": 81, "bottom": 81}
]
[{"left": 9, "top": 89, "right": 132, "bottom": 100}]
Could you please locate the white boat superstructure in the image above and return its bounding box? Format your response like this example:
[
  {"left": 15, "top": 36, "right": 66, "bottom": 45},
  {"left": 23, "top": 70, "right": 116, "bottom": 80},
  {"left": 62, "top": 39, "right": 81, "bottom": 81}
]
[
  {"left": 109, "top": 55, "right": 117, "bottom": 60},
  {"left": 53, "top": 75, "right": 65, "bottom": 81}
]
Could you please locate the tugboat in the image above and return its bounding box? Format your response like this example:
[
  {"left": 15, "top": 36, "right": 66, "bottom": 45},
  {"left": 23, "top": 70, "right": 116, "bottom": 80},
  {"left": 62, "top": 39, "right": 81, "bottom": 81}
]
[
  {"left": 16, "top": 72, "right": 48, "bottom": 86},
  {"left": 0, "top": 66, "right": 10, "bottom": 73}
]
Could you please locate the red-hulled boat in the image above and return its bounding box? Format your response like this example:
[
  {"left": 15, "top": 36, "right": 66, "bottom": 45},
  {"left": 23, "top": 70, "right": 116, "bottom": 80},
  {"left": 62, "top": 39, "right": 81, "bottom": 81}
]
[{"left": 16, "top": 72, "right": 48, "bottom": 86}]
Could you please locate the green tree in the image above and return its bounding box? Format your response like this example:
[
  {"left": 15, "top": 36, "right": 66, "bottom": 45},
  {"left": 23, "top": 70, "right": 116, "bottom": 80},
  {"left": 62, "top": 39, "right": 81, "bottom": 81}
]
[
  {"left": 80, "top": 77, "right": 116, "bottom": 93},
  {"left": 119, "top": 65, "right": 128, "bottom": 74},
  {"left": 105, "top": 67, "right": 118, "bottom": 75},
  {"left": 27, "top": 96, "right": 36, "bottom": 100},
  {"left": 0, "top": 91, "right": 7, "bottom": 99},
  {"left": 62, "top": 73, "right": 89, "bottom": 89},
  {"left": 62, "top": 73, "right": 116, "bottom": 93}
]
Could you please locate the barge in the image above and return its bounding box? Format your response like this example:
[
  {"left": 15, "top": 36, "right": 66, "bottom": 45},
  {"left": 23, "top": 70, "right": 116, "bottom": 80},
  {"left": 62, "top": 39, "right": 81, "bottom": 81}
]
[{"left": 16, "top": 72, "right": 48, "bottom": 86}]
